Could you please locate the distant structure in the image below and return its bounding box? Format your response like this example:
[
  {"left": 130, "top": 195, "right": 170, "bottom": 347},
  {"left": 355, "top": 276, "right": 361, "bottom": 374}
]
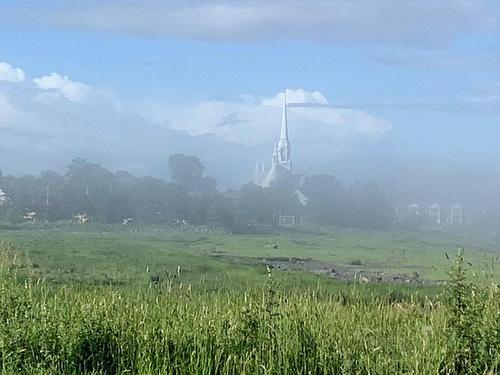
[
  {"left": 256, "top": 92, "right": 293, "bottom": 187},
  {"left": 449, "top": 204, "right": 463, "bottom": 225},
  {"left": 252, "top": 91, "right": 308, "bottom": 226},
  {"left": 395, "top": 202, "right": 465, "bottom": 226},
  {"left": 0, "top": 188, "right": 9, "bottom": 206},
  {"left": 428, "top": 203, "right": 441, "bottom": 224},
  {"left": 255, "top": 91, "right": 308, "bottom": 207},
  {"left": 407, "top": 203, "right": 420, "bottom": 217}
]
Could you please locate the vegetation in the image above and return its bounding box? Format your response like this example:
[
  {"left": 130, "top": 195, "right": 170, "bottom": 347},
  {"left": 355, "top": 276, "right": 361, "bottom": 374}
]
[
  {"left": 0, "top": 238, "right": 499, "bottom": 374},
  {"left": 0, "top": 155, "right": 394, "bottom": 230},
  {"left": 0, "top": 227, "right": 499, "bottom": 374},
  {"left": 1, "top": 225, "right": 500, "bottom": 284}
]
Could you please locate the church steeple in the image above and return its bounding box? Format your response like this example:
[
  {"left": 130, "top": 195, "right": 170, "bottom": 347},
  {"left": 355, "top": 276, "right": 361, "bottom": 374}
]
[
  {"left": 259, "top": 90, "right": 295, "bottom": 188},
  {"left": 280, "top": 92, "right": 288, "bottom": 140},
  {"left": 277, "top": 91, "right": 292, "bottom": 172}
]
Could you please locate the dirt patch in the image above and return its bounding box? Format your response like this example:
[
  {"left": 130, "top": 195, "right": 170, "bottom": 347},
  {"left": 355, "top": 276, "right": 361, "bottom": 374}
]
[
  {"left": 209, "top": 253, "right": 442, "bottom": 285},
  {"left": 263, "top": 257, "right": 441, "bottom": 285}
]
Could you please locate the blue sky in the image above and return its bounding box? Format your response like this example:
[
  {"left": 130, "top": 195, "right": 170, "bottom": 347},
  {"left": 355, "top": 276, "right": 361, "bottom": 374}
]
[{"left": 0, "top": 1, "right": 500, "bottom": 189}]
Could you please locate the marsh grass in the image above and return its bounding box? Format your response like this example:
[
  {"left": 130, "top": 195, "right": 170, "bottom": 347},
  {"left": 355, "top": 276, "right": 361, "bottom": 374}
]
[{"left": 0, "top": 243, "right": 499, "bottom": 374}]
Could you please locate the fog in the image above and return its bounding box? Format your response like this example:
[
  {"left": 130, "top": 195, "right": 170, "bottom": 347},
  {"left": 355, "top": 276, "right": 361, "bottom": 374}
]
[{"left": 1, "top": 1, "right": 500, "bottom": 229}]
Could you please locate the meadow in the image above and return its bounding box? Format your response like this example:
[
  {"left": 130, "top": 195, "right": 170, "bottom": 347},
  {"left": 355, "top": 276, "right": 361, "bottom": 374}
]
[
  {"left": 1, "top": 226, "right": 499, "bottom": 374},
  {"left": 1, "top": 225, "right": 500, "bottom": 287}
]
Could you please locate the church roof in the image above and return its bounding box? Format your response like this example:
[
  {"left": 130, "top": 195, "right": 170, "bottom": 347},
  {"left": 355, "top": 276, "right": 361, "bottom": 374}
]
[{"left": 260, "top": 163, "right": 293, "bottom": 188}]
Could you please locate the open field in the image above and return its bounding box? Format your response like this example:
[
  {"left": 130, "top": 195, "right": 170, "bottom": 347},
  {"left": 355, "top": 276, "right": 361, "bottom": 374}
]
[
  {"left": 0, "top": 225, "right": 499, "bottom": 288},
  {"left": 1, "top": 226, "right": 500, "bottom": 374}
]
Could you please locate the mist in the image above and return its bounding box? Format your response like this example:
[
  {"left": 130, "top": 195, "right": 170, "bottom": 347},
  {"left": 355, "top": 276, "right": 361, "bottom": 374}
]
[{"left": 3, "top": 2, "right": 500, "bottom": 373}]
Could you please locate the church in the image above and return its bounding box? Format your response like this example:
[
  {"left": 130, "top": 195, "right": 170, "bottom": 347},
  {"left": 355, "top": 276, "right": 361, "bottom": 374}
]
[{"left": 254, "top": 93, "right": 308, "bottom": 209}]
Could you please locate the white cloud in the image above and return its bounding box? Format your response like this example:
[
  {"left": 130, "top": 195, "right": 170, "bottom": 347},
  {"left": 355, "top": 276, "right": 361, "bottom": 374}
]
[
  {"left": 143, "top": 89, "right": 392, "bottom": 145},
  {"left": 33, "top": 73, "right": 91, "bottom": 103},
  {"left": 0, "top": 62, "right": 25, "bottom": 82},
  {"left": 262, "top": 89, "right": 328, "bottom": 107},
  {"left": 0, "top": 1, "right": 497, "bottom": 47}
]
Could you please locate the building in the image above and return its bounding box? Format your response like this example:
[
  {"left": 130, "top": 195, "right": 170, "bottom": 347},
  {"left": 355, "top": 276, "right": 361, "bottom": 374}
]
[
  {"left": 255, "top": 92, "right": 293, "bottom": 186},
  {"left": 428, "top": 203, "right": 441, "bottom": 224},
  {"left": 0, "top": 188, "right": 9, "bottom": 206},
  {"left": 254, "top": 92, "right": 308, "bottom": 225},
  {"left": 394, "top": 202, "right": 466, "bottom": 226},
  {"left": 449, "top": 204, "right": 463, "bottom": 225}
]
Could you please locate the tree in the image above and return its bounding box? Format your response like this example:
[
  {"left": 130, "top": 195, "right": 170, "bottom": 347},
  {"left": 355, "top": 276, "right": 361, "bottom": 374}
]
[
  {"left": 238, "top": 183, "right": 275, "bottom": 225},
  {"left": 189, "top": 192, "right": 234, "bottom": 227},
  {"left": 168, "top": 154, "right": 204, "bottom": 190},
  {"left": 349, "top": 182, "right": 394, "bottom": 229},
  {"left": 302, "top": 174, "right": 350, "bottom": 225},
  {"left": 168, "top": 154, "right": 217, "bottom": 194},
  {"left": 61, "top": 158, "right": 114, "bottom": 220}
]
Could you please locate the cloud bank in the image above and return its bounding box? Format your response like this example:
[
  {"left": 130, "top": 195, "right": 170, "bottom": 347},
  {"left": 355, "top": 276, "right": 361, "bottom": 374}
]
[
  {"left": 2, "top": 1, "right": 498, "bottom": 47},
  {"left": 142, "top": 89, "right": 391, "bottom": 146},
  {"left": 0, "top": 61, "right": 391, "bottom": 186}
]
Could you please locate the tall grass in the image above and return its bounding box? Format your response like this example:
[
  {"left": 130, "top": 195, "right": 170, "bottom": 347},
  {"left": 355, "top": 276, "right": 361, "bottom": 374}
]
[{"left": 0, "top": 243, "right": 498, "bottom": 374}]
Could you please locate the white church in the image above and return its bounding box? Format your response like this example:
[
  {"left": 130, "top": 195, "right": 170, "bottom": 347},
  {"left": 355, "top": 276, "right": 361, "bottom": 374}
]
[{"left": 254, "top": 93, "right": 308, "bottom": 208}]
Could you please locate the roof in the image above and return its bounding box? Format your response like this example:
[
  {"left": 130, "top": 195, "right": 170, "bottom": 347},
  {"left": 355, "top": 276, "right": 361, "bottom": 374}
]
[
  {"left": 295, "top": 189, "right": 309, "bottom": 206},
  {"left": 260, "top": 164, "right": 294, "bottom": 188}
]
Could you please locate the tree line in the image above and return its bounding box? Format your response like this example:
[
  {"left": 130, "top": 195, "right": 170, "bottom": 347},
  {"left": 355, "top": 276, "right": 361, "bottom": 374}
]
[{"left": 0, "top": 155, "right": 394, "bottom": 230}]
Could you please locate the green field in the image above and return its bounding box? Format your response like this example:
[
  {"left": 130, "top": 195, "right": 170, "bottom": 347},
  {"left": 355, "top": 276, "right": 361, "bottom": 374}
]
[
  {"left": 1, "top": 225, "right": 499, "bottom": 288},
  {"left": 1, "top": 226, "right": 500, "bottom": 374}
]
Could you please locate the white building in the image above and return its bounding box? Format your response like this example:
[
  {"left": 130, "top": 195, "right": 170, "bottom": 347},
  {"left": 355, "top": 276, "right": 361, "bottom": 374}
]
[
  {"left": 256, "top": 91, "right": 308, "bottom": 206},
  {"left": 429, "top": 203, "right": 441, "bottom": 224},
  {"left": 449, "top": 204, "right": 463, "bottom": 225},
  {"left": 0, "top": 188, "right": 9, "bottom": 205}
]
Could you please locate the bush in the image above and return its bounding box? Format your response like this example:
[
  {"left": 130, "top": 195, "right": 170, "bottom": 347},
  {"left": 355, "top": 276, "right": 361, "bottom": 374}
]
[{"left": 443, "top": 249, "right": 500, "bottom": 374}]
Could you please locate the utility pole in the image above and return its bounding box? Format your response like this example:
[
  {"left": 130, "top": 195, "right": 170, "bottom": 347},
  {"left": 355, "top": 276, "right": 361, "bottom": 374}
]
[
  {"left": 84, "top": 177, "right": 89, "bottom": 197},
  {"left": 46, "top": 182, "right": 50, "bottom": 206}
]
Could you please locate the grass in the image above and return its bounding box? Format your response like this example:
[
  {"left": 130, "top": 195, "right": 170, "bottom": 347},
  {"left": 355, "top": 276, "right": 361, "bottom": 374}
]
[
  {"left": 0, "top": 226, "right": 499, "bottom": 373},
  {"left": 0, "top": 225, "right": 499, "bottom": 287}
]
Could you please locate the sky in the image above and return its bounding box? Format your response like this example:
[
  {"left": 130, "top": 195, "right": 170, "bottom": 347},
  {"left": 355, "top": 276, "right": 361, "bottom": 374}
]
[{"left": 0, "top": 0, "right": 500, "bottom": 196}]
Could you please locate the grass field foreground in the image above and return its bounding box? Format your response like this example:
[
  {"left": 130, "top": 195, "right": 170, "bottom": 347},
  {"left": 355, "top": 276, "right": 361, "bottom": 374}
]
[{"left": 1, "top": 235, "right": 500, "bottom": 374}]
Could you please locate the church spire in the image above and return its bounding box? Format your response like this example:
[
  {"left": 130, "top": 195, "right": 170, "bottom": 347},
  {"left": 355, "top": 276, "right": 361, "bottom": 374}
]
[
  {"left": 276, "top": 90, "right": 292, "bottom": 172},
  {"left": 280, "top": 91, "right": 288, "bottom": 141}
]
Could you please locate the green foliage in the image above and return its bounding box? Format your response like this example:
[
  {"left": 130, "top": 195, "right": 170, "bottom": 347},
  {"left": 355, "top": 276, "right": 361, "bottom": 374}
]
[
  {"left": 237, "top": 183, "right": 275, "bottom": 225},
  {"left": 0, "top": 239, "right": 499, "bottom": 374},
  {"left": 0, "top": 155, "right": 397, "bottom": 230},
  {"left": 302, "top": 176, "right": 394, "bottom": 229},
  {"left": 168, "top": 153, "right": 216, "bottom": 194},
  {"left": 2, "top": 228, "right": 500, "bottom": 373},
  {"left": 443, "top": 250, "right": 500, "bottom": 374},
  {"left": 0, "top": 157, "right": 225, "bottom": 227},
  {"left": 0, "top": 269, "right": 444, "bottom": 373}
]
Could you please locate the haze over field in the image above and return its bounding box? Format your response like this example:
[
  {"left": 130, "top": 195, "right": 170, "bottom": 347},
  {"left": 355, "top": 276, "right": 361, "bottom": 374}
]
[
  {"left": 1, "top": 1, "right": 500, "bottom": 206},
  {"left": 4, "top": 3, "right": 500, "bottom": 374}
]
